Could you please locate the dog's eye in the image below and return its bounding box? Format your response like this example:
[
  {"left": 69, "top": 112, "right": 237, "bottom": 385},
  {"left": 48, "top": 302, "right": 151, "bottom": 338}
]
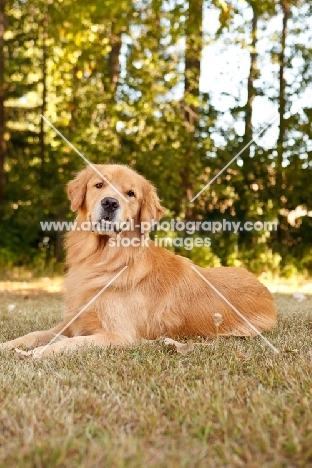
[
  {"left": 95, "top": 183, "right": 103, "bottom": 189},
  {"left": 127, "top": 190, "right": 135, "bottom": 197}
]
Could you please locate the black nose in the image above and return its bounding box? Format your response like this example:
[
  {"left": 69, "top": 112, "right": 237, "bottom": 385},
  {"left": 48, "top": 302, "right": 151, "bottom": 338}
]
[{"left": 101, "top": 197, "right": 120, "bottom": 212}]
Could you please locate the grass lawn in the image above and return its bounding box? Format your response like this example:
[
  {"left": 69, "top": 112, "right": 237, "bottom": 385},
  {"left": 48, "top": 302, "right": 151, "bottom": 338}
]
[{"left": 0, "top": 279, "right": 311, "bottom": 467}]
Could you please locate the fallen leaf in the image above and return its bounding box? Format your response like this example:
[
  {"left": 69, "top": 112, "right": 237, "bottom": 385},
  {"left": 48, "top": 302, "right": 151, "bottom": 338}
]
[
  {"left": 233, "top": 351, "right": 250, "bottom": 361},
  {"left": 284, "top": 348, "right": 299, "bottom": 354},
  {"left": 163, "top": 338, "right": 194, "bottom": 355},
  {"left": 293, "top": 292, "right": 306, "bottom": 303}
]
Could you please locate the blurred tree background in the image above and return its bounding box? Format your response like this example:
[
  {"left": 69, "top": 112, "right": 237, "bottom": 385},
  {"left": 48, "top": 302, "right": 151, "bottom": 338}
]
[{"left": 0, "top": 0, "right": 311, "bottom": 276}]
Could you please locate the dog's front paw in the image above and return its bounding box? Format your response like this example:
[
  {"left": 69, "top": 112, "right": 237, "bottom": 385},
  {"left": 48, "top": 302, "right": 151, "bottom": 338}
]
[
  {"left": 32, "top": 344, "right": 60, "bottom": 358},
  {"left": 0, "top": 341, "right": 17, "bottom": 351},
  {"left": 32, "top": 345, "right": 49, "bottom": 358},
  {"left": 14, "top": 348, "right": 33, "bottom": 358},
  {"left": 13, "top": 346, "right": 50, "bottom": 359}
]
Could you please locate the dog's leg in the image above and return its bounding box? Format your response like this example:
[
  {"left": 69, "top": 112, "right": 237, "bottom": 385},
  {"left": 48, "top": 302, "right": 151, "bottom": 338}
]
[
  {"left": 31, "top": 334, "right": 128, "bottom": 358},
  {"left": 0, "top": 321, "right": 70, "bottom": 350}
]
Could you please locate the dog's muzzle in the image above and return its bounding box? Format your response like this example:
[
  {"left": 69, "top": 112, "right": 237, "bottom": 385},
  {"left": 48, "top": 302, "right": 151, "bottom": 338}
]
[{"left": 100, "top": 197, "right": 120, "bottom": 222}]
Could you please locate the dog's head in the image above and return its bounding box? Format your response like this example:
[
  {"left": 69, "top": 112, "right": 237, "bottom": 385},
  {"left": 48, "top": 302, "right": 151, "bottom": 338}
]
[{"left": 67, "top": 164, "right": 164, "bottom": 234}]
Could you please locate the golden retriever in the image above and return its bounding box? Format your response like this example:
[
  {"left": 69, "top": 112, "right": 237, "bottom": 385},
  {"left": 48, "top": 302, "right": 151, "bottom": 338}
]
[{"left": 0, "top": 164, "right": 276, "bottom": 357}]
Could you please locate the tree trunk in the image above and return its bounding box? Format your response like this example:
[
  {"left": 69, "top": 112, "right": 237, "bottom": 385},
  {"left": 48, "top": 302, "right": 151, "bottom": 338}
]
[
  {"left": 39, "top": 13, "right": 48, "bottom": 185},
  {"left": 244, "top": 7, "right": 258, "bottom": 146},
  {"left": 277, "top": 0, "right": 288, "bottom": 170},
  {"left": 101, "top": 21, "right": 122, "bottom": 130},
  {"left": 277, "top": 0, "right": 289, "bottom": 259},
  {"left": 181, "top": 0, "right": 203, "bottom": 220},
  {"left": 237, "top": 5, "right": 258, "bottom": 254},
  {"left": 0, "top": 0, "right": 6, "bottom": 221},
  {"left": 108, "top": 25, "right": 122, "bottom": 97}
]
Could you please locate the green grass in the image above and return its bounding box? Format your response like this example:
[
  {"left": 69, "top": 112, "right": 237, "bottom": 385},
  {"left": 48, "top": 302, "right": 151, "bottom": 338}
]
[{"left": 0, "top": 283, "right": 312, "bottom": 467}]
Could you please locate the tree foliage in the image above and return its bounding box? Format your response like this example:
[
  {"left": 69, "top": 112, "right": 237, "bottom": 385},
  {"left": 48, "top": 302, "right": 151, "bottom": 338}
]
[{"left": 0, "top": 0, "right": 311, "bottom": 275}]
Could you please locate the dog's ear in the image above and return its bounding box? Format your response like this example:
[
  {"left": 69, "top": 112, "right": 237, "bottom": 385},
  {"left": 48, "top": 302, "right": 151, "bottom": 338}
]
[
  {"left": 139, "top": 182, "right": 165, "bottom": 231},
  {"left": 67, "top": 169, "right": 91, "bottom": 212}
]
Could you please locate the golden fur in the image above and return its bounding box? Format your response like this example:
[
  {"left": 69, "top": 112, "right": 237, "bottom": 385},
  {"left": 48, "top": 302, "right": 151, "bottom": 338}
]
[{"left": 0, "top": 164, "right": 276, "bottom": 357}]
